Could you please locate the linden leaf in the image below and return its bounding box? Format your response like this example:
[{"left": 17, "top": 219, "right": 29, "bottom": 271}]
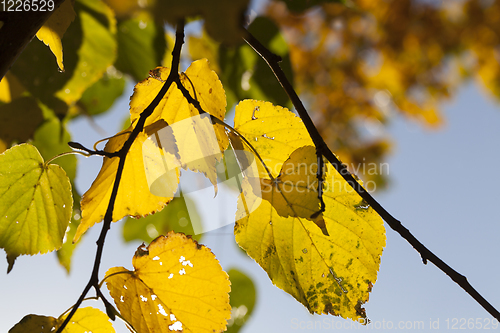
[
  {"left": 260, "top": 145, "right": 322, "bottom": 220},
  {"left": 0, "top": 144, "right": 72, "bottom": 271},
  {"left": 232, "top": 100, "right": 385, "bottom": 320},
  {"left": 105, "top": 232, "right": 231, "bottom": 333},
  {"left": 75, "top": 128, "right": 179, "bottom": 242},
  {"left": 233, "top": 99, "right": 314, "bottom": 179},
  {"left": 36, "top": 0, "right": 76, "bottom": 71},
  {"left": 130, "top": 59, "right": 229, "bottom": 188},
  {"left": 235, "top": 160, "right": 385, "bottom": 320},
  {"left": 9, "top": 307, "right": 115, "bottom": 333}
]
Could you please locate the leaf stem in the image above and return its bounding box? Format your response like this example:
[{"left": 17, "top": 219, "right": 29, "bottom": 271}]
[
  {"left": 243, "top": 29, "right": 500, "bottom": 321},
  {"left": 54, "top": 20, "right": 186, "bottom": 333}
]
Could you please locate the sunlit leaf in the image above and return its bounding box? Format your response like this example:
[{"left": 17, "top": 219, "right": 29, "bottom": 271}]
[
  {"left": 74, "top": 129, "right": 179, "bottom": 242},
  {"left": 115, "top": 14, "right": 167, "bottom": 82},
  {"left": 233, "top": 99, "right": 314, "bottom": 179},
  {"left": 0, "top": 144, "right": 72, "bottom": 271},
  {"left": 9, "top": 307, "right": 115, "bottom": 333},
  {"left": 260, "top": 145, "right": 321, "bottom": 218},
  {"left": 226, "top": 268, "right": 256, "bottom": 333},
  {"left": 235, "top": 160, "right": 385, "bottom": 320},
  {"left": 105, "top": 232, "right": 231, "bottom": 333},
  {"left": 122, "top": 194, "right": 202, "bottom": 244},
  {"left": 233, "top": 100, "right": 385, "bottom": 320},
  {"left": 130, "top": 59, "right": 229, "bottom": 188},
  {"left": 36, "top": 0, "right": 76, "bottom": 71}
]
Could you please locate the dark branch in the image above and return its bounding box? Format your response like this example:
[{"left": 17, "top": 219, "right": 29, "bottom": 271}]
[
  {"left": 55, "top": 20, "right": 186, "bottom": 333},
  {"left": 243, "top": 29, "right": 500, "bottom": 321},
  {"left": 0, "top": 0, "right": 66, "bottom": 81}
]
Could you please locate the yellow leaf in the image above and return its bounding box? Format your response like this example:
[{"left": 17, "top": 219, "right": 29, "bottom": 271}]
[
  {"left": 58, "top": 307, "right": 115, "bottom": 333},
  {"left": 105, "top": 232, "right": 231, "bottom": 333},
  {"left": 75, "top": 128, "right": 179, "bottom": 242},
  {"left": 233, "top": 100, "right": 314, "bottom": 179},
  {"left": 9, "top": 307, "right": 114, "bottom": 333},
  {"left": 130, "top": 59, "right": 228, "bottom": 188},
  {"left": 232, "top": 100, "right": 385, "bottom": 321},
  {"left": 36, "top": 0, "right": 76, "bottom": 71},
  {"left": 235, "top": 160, "right": 385, "bottom": 320},
  {"left": 260, "top": 145, "right": 322, "bottom": 220}
]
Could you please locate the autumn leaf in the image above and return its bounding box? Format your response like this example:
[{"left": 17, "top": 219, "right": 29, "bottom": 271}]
[
  {"left": 232, "top": 100, "right": 385, "bottom": 321},
  {"left": 74, "top": 128, "right": 179, "bottom": 242},
  {"left": 105, "top": 232, "right": 231, "bottom": 333},
  {"left": 36, "top": 0, "right": 76, "bottom": 71},
  {"left": 130, "top": 59, "right": 229, "bottom": 188},
  {"left": 233, "top": 99, "right": 314, "bottom": 179},
  {"left": 0, "top": 144, "right": 72, "bottom": 272},
  {"left": 259, "top": 145, "right": 322, "bottom": 220},
  {"left": 235, "top": 161, "right": 385, "bottom": 320},
  {"left": 9, "top": 307, "right": 115, "bottom": 333}
]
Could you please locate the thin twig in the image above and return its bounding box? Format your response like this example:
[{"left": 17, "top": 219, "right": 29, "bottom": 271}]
[
  {"left": 243, "top": 29, "right": 500, "bottom": 321},
  {"left": 55, "top": 20, "right": 186, "bottom": 333}
]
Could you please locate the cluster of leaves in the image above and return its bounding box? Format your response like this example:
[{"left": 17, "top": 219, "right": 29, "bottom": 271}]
[
  {"left": 0, "top": 0, "right": 387, "bottom": 331},
  {"left": 2, "top": 0, "right": 500, "bottom": 331}
]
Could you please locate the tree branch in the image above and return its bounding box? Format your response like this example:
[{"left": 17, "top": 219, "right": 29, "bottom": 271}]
[
  {"left": 243, "top": 29, "right": 500, "bottom": 321},
  {"left": 55, "top": 20, "right": 186, "bottom": 333}
]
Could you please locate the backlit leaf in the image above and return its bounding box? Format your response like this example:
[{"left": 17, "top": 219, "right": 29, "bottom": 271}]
[
  {"left": 105, "top": 232, "right": 231, "bottom": 333},
  {"left": 233, "top": 100, "right": 385, "bottom": 320},
  {"left": 36, "top": 0, "right": 76, "bottom": 71},
  {"left": 233, "top": 99, "right": 314, "bottom": 179},
  {"left": 259, "top": 145, "right": 322, "bottom": 220},
  {"left": 9, "top": 307, "right": 115, "bottom": 333},
  {"left": 0, "top": 144, "right": 73, "bottom": 271},
  {"left": 130, "top": 59, "right": 229, "bottom": 188},
  {"left": 75, "top": 129, "right": 179, "bottom": 242},
  {"left": 235, "top": 161, "right": 385, "bottom": 320}
]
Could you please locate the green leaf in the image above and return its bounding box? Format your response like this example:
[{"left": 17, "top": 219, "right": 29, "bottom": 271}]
[
  {"left": 115, "top": 14, "right": 167, "bottom": 81},
  {"left": 78, "top": 72, "right": 126, "bottom": 116},
  {"left": 31, "top": 117, "right": 77, "bottom": 181},
  {"left": 10, "top": 0, "right": 117, "bottom": 112},
  {"left": 0, "top": 144, "right": 73, "bottom": 272},
  {"left": 226, "top": 268, "right": 256, "bottom": 333},
  {"left": 0, "top": 97, "right": 44, "bottom": 149},
  {"left": 122, "top": 194, "right": 202, "bottom": 244}
]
